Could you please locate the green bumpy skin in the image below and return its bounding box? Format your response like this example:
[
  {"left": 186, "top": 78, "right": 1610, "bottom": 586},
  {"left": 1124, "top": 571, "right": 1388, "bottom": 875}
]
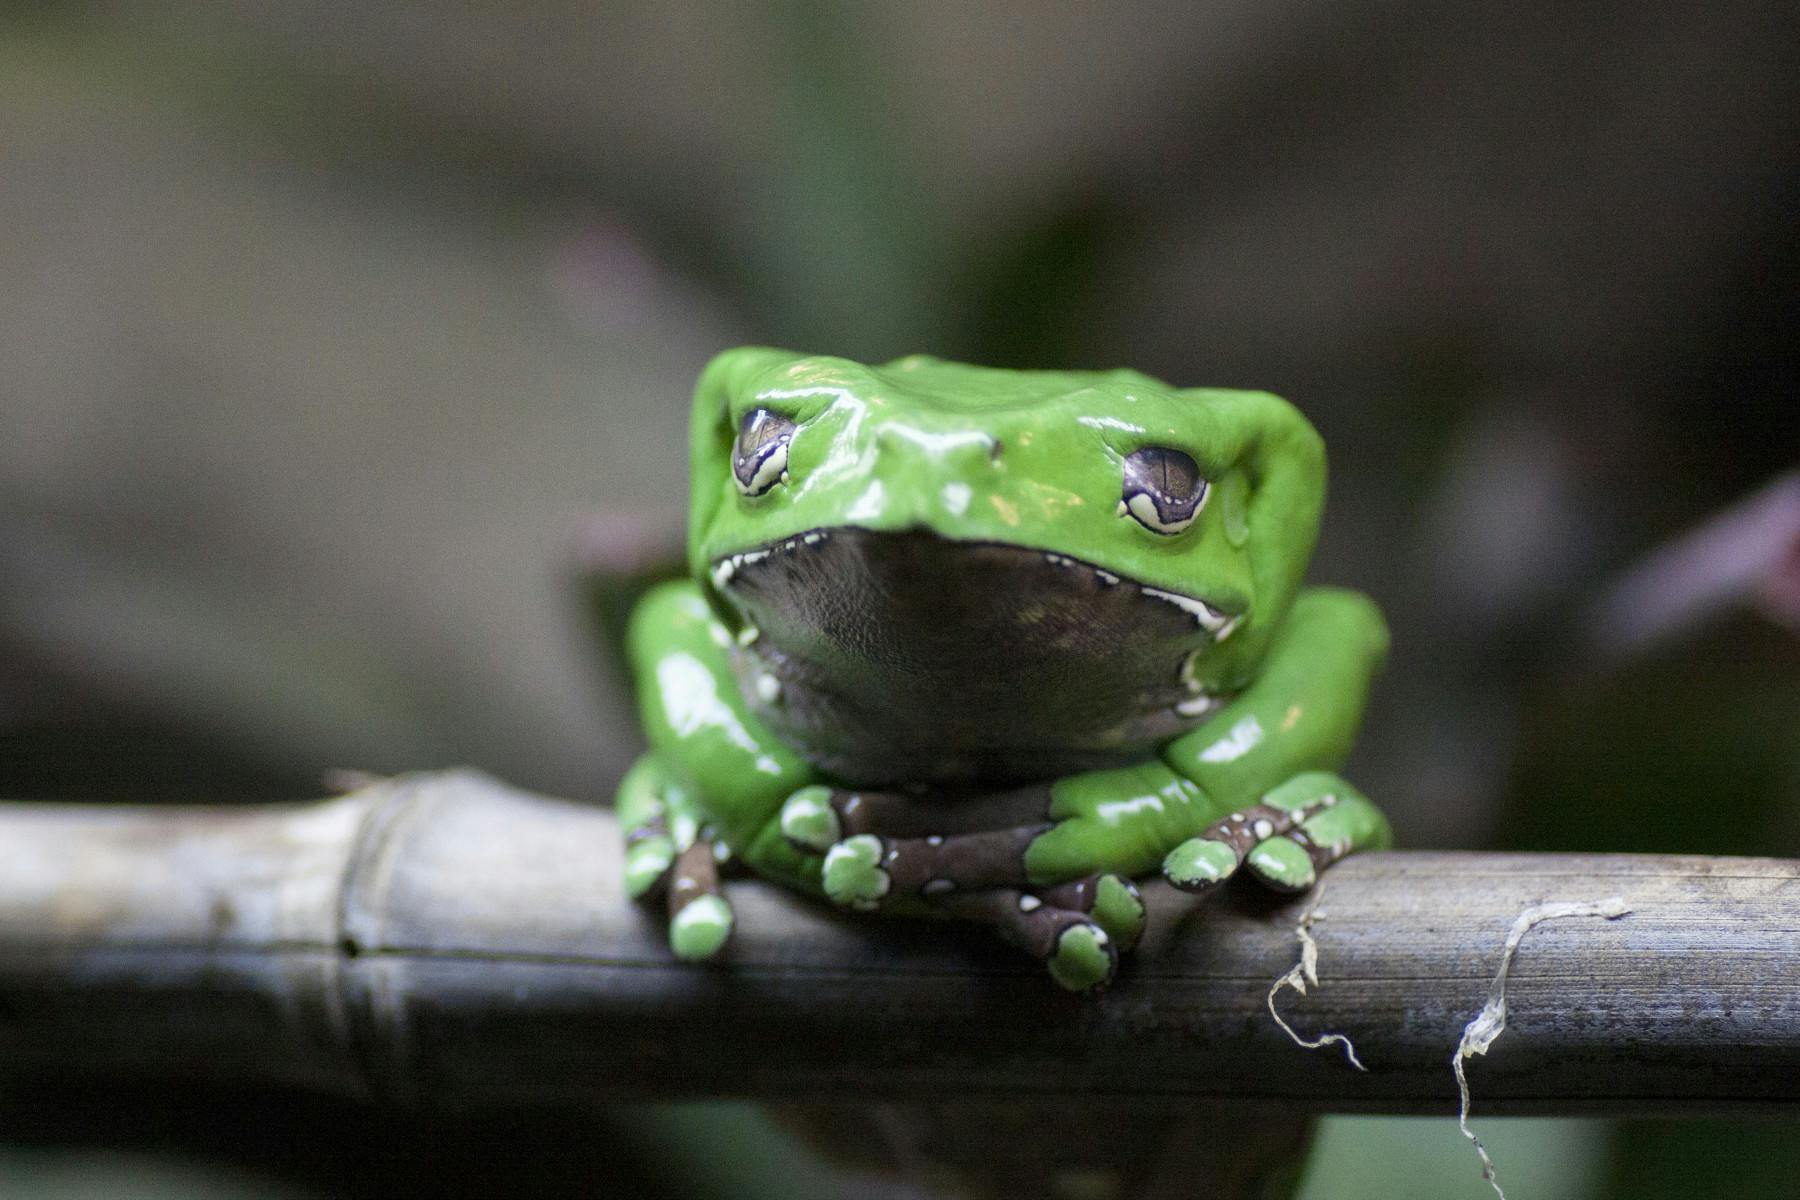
[{"left": 617, "top": 348, "right": 1391, "bottom": 990}]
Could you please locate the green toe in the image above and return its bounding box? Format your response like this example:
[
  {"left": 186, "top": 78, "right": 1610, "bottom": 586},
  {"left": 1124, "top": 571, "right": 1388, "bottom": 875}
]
[
  {"left": 1090, "top": 875, "right": 1147, "bottom": 951},
  {"left": 1048, "top": 923, "right": 1116, "bottom": 992},
  {"left": 670, "top": 894, "right": 734, "bottom": 960},
  {"left": 624, "top": 836, "right": 675, "bottom": 899},
  {"left": 821, "top": 834, "right": 890, "bottom": 911},
  {"left": 779, "top": 786, "right": 841, "bottom": 852},
  {"left": 1245, "top": 837, "right": 1318, "bottom": 893},
  {"left": 1163, "top": 837, "right": 1240, "bottom": 892}
]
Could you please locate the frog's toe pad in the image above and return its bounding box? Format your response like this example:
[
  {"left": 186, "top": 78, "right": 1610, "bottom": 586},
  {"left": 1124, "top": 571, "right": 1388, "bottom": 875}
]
[
  {"left": 1163, "top": 837, "right": 1240, "bottom": 893},
  {"left": 779, "top": 786, "right": 842, "bottom": 852},
  {"left": 1047, "top": 922, "right": 1117, "bottom": 992},
  {"left": 670, "top": 894, "right": 734, "bottom": 960},
  {"left": 822, "top": 834, "right": 890, "bottom": 911},
  {"left": 1245, "top": 837, "right": 1318, "bottom": 893},
  {"left": 623, "top": 835, "right": 676, "bottom": 900}
]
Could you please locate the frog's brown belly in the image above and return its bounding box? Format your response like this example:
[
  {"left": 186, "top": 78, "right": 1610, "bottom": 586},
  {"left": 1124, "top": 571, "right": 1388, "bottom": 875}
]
[{"left": 717, "top": 527, "right": 1218, "bottom": 788}]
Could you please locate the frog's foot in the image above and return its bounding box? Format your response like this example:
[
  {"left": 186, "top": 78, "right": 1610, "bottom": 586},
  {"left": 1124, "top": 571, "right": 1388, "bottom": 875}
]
[
  {"left": 629, "top": 825, "right": 738, "bottom": 962},
  {"left": 927, "top": 886, "right": 1123, "bottom": 992},
  {"left": 781, "top": 785, "right": 1144, "bottom": 987},
  {"left": 617, "top": 756, "right": 736, "bottom": 961},
  {"left": 1039, "top": 873, "right": 1148, "bottom": 953},
  {"left": 817, "top": 824, "right": 1049, "bottom": 911},
  {"left": 1162, "top": 771, "right": 1389, "bottom": 896}
]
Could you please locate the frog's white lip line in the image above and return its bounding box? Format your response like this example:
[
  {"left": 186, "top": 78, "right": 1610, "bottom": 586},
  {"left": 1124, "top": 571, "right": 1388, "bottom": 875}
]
[{"left": 708, "top": 528, "right": 1243, "bottom": 642}]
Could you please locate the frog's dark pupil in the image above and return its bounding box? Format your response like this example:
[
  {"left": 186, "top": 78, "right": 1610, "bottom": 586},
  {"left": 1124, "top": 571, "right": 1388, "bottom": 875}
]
[{"left": 1123, "top": 446, "right": 1205, "bottom": 523}]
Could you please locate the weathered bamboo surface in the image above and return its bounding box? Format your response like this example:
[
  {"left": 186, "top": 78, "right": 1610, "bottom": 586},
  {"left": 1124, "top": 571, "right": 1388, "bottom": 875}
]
[{"left": 0, "top": 770, "right": 1795, "bottom": 1115}]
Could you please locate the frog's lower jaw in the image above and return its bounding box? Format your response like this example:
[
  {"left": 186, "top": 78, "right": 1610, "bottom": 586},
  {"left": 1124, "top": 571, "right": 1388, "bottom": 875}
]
[{"left": 709, "top": 527, "right": 1231, "bottom": 788}]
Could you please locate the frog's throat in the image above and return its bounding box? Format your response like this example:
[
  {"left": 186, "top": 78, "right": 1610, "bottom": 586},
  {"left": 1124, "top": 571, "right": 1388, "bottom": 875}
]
[{"left": 705, "top": 525, "right": 1238, "bottom": 788}]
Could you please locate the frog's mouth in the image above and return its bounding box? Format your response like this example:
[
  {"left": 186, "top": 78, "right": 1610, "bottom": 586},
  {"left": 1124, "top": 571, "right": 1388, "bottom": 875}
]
[{"left": 706, "top": 526, "right": 1243, "bottom": 787}]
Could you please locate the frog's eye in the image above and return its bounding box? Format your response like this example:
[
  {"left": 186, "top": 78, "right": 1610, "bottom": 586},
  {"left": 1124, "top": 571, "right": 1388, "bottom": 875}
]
[
  {"left": 732, "top": 408, "right": 797, "bottom": 496},
  {"left": 1120, "top": 446, "right": 1208, "bottom": 534}
]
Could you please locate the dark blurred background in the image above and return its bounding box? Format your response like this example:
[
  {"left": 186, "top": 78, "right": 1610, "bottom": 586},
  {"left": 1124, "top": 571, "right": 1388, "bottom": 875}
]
[{"left": 1, "top": 2, "right": 1796, "bottom": 1197}]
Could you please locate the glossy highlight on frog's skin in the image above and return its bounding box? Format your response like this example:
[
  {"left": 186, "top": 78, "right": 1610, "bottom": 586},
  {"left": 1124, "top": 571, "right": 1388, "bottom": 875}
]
[{"left": 619, "top": 348, "right": 1393, "bottom": 991}]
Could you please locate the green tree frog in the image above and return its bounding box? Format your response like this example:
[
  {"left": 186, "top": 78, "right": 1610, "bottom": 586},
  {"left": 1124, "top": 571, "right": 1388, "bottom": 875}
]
[{"left": 617, "top": 348, "right": 1390, "bottom": 990}]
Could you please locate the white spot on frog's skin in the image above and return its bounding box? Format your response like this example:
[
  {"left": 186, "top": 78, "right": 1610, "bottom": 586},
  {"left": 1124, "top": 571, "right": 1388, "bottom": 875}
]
[
  {"left": 926, "top": 835, "right": 944, "bottom": 846},
  {"left": 655, "top": 654, "right": 787, "bottom": 776},
  {"left": 1252, "top": 818, "right": 1275, "bottom": 840},
  {"left": 1095, "top": 570, "right": 1119, "bottom": 585},
  {"left": 1077, "top": 415, "right": 1148, "bottom": 434},
  {"left": 1018, "top": 895, "right": 1042, "bottom": 912},
  {"left": 1175, "top": 694, "right": 1219, "bottom": 718},
  {"left": 940, "top": 481, "right": 972, "bottom": 515},
  {"left": 1141, "top": 587, "right": 1235, "bottom": 635},
  {"left": 922, "top": 879, "right": 954, "bottom": 896},
  {"left": 846, "top": 479, "right": 886, "bottom": 521},
  {"left": 711, "top": 559, "right": 735, "bottom": 590},
  {"left": 736, "top": 625, "right": 760, "bottom": 647},
  {"left": 1199, "top": 715, "right": 1265, "bottom": 763},
  {"left": 878, "top": 425, "right": 996, "bottom": 458},
  {"left": 754, "top": 672, "right": 782, "bottom": 704}
]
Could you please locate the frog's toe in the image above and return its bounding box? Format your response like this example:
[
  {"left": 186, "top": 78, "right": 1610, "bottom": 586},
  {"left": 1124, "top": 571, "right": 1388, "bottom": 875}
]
[
  {"left": 1047, "top": 921, "right": 1118, "bottom": 992},
  {"left": 1163, "top": 836, "right": 1242, "bottom": 893},
  {"left": 821, "top": 834, "right": 891, "bottom": 911},
  {"left": 779, "top": 785, "right": 842, "bottom": 852},
  {"left": 924, "top": 886, "right": 1123, "bottom": 990},
  {"left": 655, "top": 832, "right": 738, "bottom": 959},
  {"left": 1244, "top": 836, "right": 1318, "bottom": 894},
  {"left": 623, "top": 832, "right": 676, "bottom": 899},
  {"left": 670, "top": 893, "right": 734, "bottom": 960},
  {"left": 1041, "top": 873, "right": 1146, "bottom": 952}
]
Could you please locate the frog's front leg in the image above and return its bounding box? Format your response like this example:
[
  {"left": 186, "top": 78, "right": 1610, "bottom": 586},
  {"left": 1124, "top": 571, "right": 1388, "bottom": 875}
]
[
  {"left": 1029, "top": 588, "right": 1393, "bottom": 894},
  {"left": 620, "top": 582, "right": 824, "bottom": 957},
  {"left": 1150, "top": 587, "right": 1393, "bottom": 893}
]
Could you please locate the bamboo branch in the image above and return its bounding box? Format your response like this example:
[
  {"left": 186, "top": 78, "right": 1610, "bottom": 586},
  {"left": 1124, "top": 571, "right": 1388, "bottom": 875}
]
[{"left": 1, "top": 770, "right": 1796, "bottom": 1115}]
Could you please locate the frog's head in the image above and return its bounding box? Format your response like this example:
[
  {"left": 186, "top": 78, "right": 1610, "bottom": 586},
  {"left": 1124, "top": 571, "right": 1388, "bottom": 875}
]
[{"left": 688, "top": 347, "right": 1326, "bottom": 786}]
